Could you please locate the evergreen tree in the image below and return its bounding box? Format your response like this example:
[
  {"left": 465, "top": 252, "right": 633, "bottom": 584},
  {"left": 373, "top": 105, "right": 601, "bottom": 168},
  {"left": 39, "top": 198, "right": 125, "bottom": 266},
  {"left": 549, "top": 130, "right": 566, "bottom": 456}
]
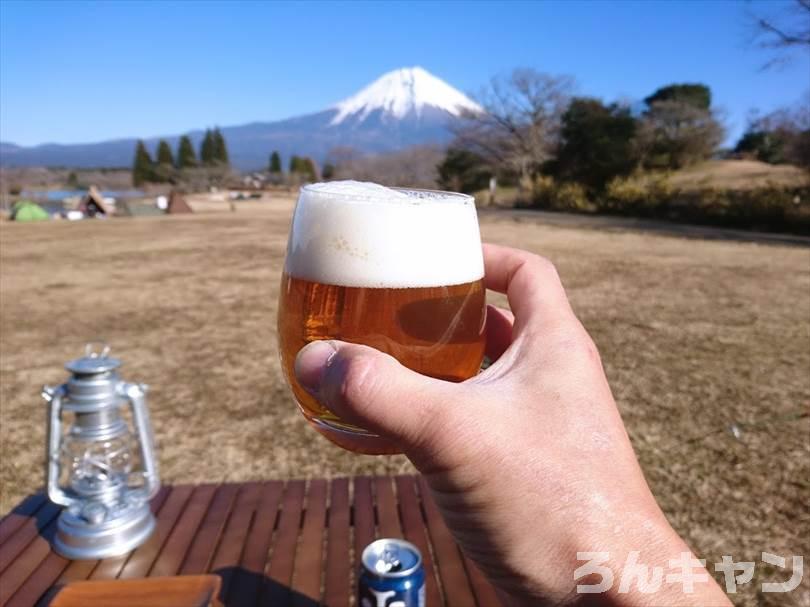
[
  {"left": 437, "top": 148, "right": 490, "bottom": 193},
  {"left": 212, "top": 128, "right": 229, "bottom": 166},
  {"left": 269, "top": 151, "right": 282, "bottom": 173},
  {"left": 639, "top": 83, "right": 723, "bottom": 169},
  {"left": 321, "top": 162, "right": 335, "bottom": 180},
  {"left": 289, "top": 155, "right": 300, "bottom": 173},
  {"left": 555, "top": 98, "right": 640, "bottom": 191},
  {"left": 156, "top": 140, "right": 174, "bottom": 166},
  {"left": 301, "top": 157, "right": 317, "bottom": 181},
  {"left": 176, "top": 135, "right": 197, "bottom": 169},
  {"left": 200, "top": 129, "right": 214, "bottom": 166},
  {"left": 132, "top": 140, "right": 154, "bottom": 186},
  {"left": 644, "top": 83, "right": 711, "bottom": 111}
]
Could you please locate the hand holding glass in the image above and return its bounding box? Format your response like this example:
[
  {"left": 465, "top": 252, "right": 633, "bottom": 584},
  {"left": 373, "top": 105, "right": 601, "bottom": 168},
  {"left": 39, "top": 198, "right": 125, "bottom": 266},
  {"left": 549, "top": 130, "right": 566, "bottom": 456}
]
[{"left": 277, "top": 182, "right": 486, "bottom": 454}]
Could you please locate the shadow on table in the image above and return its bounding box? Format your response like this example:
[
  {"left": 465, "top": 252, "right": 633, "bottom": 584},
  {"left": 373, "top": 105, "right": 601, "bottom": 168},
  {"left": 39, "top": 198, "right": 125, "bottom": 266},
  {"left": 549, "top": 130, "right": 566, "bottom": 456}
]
[
  {"left": 214, "top": 566, "right": 320, "bottom": 607},
  {"left": 5, "top": 493, "right": 57, "bottom": 537}
]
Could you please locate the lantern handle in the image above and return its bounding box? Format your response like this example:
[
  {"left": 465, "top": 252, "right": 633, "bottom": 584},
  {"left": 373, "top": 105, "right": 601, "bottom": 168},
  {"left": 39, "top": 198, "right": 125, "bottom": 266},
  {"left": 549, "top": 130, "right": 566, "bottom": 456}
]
[
  {"left": 122, "top": 382, "right": 160, "bottom": 500},
  {"left": 42, "top": 385, "right": 77, "bottom": 508}
]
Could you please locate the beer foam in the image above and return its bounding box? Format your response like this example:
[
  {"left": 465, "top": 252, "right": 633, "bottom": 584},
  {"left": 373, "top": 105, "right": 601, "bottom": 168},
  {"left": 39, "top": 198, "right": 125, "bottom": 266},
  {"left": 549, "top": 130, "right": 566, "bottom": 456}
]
[{"left": 285, "top": 181, "right": 484, "bottom": 288}]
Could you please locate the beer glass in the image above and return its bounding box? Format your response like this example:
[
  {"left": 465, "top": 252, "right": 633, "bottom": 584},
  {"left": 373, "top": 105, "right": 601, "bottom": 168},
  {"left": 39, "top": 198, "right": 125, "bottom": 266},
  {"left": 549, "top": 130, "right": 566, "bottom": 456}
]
[{"left": 277, "top": 181, "right": 486, "bottom": 454}]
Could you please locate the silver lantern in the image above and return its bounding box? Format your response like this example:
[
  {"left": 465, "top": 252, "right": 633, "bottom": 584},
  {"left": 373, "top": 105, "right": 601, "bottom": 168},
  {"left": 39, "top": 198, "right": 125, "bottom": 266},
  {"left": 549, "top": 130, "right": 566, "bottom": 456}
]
[{"left": 41, "top": 344, "right": 160, "bottom": 560}]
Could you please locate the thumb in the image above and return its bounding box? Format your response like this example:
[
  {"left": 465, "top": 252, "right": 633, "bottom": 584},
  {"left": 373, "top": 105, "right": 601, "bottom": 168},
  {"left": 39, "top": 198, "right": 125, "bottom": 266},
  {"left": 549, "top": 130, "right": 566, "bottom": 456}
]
[{"left": 294, "top": 340, "right": 458, "bottom": 451}]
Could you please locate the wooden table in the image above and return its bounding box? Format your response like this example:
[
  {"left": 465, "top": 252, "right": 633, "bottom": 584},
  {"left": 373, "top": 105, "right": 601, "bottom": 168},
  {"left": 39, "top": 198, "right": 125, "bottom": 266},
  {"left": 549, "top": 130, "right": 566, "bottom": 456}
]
[{"left": 0, "top": 476, "right": 501, "bottom": 606}]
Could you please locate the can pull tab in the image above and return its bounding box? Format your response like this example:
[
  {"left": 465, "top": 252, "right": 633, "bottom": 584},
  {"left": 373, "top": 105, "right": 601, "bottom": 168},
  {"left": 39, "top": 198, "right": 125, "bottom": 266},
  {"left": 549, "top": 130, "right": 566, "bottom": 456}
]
[
  {"left": 85, "top": 342, "right": 111, "bottom": 359},
  {"left": 376, "top": 545, "right": 403, "bottom": 573}
]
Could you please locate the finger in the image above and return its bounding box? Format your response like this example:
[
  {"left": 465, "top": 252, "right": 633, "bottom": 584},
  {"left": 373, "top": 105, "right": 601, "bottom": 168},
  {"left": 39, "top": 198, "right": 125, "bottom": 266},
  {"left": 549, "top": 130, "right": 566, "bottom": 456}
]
[
  {"left": 294, "top": 340, "right": 459, "bottom": 452},
  {"left": 482, "top": 243, "right": 575, "bottom": 331},
  {"left": 485, "top": 305, "right": 513, "bottom": 361}
]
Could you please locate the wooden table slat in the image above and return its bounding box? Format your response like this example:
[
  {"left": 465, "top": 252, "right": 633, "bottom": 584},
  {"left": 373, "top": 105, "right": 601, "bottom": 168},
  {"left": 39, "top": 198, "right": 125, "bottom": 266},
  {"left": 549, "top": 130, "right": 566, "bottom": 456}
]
[
  {"left": 208, "top": 483, "right": 263, "bottom": 600},
  {"left": 179, "top": 483, "right": 239, "bottom": 575},
  {"left": 374, "top": 476, "right": 402, "bottom": 539},
  {"left": 226, "top": 481, "right": 284, "bottom": 607},
  {"left": 462, "top": 554, "right": 502, "bottom": 607},
  {"left": 148, "top": 484, "right": 218, "bottom": 578},
  {"left": 418, "top": 476, "right": 478, "bottom": 607},
  {"left": 0, "top": 476, "right": 498, "bottom": 607},
  {"left": 0, "top": 502, "right": 61, "bottom": 575},
  {"left": 291, "top": 478, "right": 328, "bottom": 605},
  {"left": 0, "top": 516, "right": 59, "bottom": 605},
  {"left": 263, "top": 480, "right": 305, "bottom": 606},
  {"left": 116, "top": 485, "right": 194, "bottom": 581},
  {"left": 322, "top": 478, "right": 350, "bottom": 607},
  {"left": 352, "top": 476, "right": 374, "bottom": 571},
  {"left": 0, "top": 495, "right": 48, "bottom": 546},
  {"left": 5, "top": 551, "right": 69, "bottom": 607},
  {"left": 394, "top": 475, "right": 442, "bottom": 607}
]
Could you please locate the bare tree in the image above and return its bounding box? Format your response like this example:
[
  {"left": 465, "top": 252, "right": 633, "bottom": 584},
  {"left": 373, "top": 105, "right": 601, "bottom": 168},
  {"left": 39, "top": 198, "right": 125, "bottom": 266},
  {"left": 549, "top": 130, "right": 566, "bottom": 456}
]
[
  {"left": 452, "top": 69, "right": 575, "bottom": 184},
  {"left": 331, "top": 145, "right": 444, "bottom": 188},
  {"left": 748, "top": 0, "right": 810, "bottom": 68},
  {"left": 742, "top": 93, "right": 810, "bottom": 167}
]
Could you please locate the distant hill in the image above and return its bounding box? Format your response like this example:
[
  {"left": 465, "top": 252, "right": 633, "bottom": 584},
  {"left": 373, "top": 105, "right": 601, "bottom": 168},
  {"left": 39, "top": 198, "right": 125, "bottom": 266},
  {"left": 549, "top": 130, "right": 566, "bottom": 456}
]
[{"left": 0, "top": 67, "right": 481, "bottom": 171}]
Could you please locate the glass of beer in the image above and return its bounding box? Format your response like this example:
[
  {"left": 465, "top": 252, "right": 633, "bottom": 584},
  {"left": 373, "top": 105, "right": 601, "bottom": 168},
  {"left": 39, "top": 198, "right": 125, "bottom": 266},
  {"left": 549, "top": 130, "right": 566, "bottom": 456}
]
[{"left": 277, "top": 181, "right": 486, "bottom": 454}]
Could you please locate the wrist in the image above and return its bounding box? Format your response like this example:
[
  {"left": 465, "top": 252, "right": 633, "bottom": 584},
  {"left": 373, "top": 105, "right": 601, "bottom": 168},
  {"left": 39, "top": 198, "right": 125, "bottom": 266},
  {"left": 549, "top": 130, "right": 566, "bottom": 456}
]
[{"left": 570, "top": 508, "right": 730, "bottom": 607}]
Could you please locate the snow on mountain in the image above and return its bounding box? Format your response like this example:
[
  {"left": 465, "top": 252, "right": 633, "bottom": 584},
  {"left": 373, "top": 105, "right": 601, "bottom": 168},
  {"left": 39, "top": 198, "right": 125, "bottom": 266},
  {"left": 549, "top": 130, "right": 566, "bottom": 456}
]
[{"left": 330, "top": 66, "right": 482, "bottom": 125}]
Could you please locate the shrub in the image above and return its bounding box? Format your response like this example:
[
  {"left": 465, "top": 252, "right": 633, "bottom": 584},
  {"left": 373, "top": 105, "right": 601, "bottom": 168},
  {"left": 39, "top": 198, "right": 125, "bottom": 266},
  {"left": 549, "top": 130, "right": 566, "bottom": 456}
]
[
  {"left": 602, "top": 174, "right": 674, "bottom": 215},
  {"left": 526, "top": 173, "right": 809, "bottom": 234},
  {"left": 531, "top": 176, "right": 593, "bottom": 212}
]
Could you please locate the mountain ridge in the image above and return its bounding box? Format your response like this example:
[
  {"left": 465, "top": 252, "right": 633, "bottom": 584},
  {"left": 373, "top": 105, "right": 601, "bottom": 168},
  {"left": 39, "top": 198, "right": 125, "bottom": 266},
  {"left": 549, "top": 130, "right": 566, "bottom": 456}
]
[{"left": 0, "top": 67, "right": 478, "bottom": 170}]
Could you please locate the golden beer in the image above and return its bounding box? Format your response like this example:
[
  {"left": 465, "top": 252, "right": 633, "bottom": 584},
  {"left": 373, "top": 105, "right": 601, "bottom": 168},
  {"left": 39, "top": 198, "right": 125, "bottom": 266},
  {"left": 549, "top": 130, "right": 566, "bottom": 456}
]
[{"left": 277, "top": 181, "right": 486, "bottom": 454}]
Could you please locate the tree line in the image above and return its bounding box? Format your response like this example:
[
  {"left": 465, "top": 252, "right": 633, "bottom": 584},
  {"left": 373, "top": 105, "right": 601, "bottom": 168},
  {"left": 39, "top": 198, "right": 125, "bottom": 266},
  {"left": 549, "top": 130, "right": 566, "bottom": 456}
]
[
  {"left": 267, "top": 150, "right": 323, "bottom": 181},
  {"left": 132, "top": 128, "right": 229, "bottom": 186},
  {"left": 436, "top": 69, "right": 808, "bottom": 197},
  {"left": 438, "top": 73, "right": 724, "bottom": 194}
]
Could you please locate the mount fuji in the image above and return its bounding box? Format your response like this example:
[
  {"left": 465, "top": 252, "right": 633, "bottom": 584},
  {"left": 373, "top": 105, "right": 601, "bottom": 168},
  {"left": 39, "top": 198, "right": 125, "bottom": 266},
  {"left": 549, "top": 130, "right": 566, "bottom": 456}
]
[{"left": 0, "top": 67, "right": 481, "bottom": 170}]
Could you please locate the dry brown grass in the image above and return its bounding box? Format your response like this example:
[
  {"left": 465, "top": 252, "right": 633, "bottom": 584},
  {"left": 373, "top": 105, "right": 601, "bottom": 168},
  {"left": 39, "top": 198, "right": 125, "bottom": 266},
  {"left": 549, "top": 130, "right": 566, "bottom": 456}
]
[
  {"left": 668, "top": 159, "right": 809, "bottom": 191},
  {"left": 1, "top": 198, "right": 808, "bottom": 605}
]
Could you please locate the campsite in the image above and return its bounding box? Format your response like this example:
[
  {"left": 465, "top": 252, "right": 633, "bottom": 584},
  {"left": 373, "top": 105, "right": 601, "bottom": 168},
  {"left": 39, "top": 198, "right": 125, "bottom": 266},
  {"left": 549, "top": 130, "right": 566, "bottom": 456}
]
[
  {"left": 1, "top": 196, "right": 808, "bottom": 605},
  {"left": 1, "top": 1, "right": 808, "bottom": 605}
]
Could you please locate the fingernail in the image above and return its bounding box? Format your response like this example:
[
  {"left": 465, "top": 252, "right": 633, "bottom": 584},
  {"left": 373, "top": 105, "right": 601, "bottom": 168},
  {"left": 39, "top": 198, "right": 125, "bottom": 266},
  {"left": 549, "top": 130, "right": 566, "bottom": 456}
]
[{"left": 294, "top": 341, "right": 338, "bottom": 393}]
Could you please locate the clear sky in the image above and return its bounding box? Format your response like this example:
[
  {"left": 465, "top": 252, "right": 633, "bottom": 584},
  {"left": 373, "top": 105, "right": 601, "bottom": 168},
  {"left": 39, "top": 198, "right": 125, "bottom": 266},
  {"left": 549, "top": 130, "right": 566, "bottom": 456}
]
[{"left": 0, "top": 0, "right": 807, "bottom": 147}]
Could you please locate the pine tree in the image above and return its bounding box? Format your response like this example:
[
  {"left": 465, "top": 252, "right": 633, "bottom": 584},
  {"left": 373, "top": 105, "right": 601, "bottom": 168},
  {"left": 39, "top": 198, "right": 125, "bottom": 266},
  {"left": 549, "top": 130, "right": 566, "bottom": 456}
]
[
  {"left": 212, "top": 128, "right": 229, "bottom": 166},
  {"left": 132, "top": 140, "right": 154, "bottom": 186},
  {"left": 200, "top": 129, "right": 214, "bottom": 166},
  {"left": 289, "top": 155, "right": 300, "bottom": 173},
  {"left": 269, "top": 151, "right": 282, "bottom": 173},
  {"left": 156, "top": 140, "right": 174, "bottom": 166},
  {"left": 301, "top": 157, "right": 317, "bottom": 181},
  {"left": 177, "top": 135, "right": 197, "bottom": 169}
]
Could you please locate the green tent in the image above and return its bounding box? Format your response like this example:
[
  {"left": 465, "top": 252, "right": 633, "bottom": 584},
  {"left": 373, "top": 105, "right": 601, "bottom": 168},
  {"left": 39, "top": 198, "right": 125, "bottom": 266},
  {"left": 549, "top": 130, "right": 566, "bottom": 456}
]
[{"left": 10, "top": 200, "right": 50, "bottom": 222}]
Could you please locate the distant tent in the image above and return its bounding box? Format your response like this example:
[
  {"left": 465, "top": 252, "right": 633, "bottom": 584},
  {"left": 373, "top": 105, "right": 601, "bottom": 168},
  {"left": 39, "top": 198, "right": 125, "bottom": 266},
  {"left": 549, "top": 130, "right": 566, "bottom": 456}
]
[
  {"left": 167, "top": 191, "right": 193, "bottom": 214},
  {"left": 10, "top": 200, "right": 49, "bottom": 222},
  {"left": 78, "top": 186, "right": 112, "bottom": 218}
]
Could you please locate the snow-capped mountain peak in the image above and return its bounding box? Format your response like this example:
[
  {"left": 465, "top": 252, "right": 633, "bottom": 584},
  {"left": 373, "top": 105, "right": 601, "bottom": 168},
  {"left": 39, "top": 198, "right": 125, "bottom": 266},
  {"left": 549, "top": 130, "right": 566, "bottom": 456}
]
[{"left": 330, "top": 66, "right": 482, "bottom": 126}]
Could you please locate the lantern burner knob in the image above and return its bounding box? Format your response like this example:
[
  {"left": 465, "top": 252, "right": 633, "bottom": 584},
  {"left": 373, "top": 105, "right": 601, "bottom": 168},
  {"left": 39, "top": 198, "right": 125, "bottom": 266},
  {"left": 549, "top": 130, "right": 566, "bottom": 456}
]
[{"left": 82, "top": 502, "right": 107, "bottom": 525}]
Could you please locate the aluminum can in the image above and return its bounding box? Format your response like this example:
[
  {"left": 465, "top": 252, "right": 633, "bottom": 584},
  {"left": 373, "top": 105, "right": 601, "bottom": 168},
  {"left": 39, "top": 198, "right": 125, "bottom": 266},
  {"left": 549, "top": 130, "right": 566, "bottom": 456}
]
[{"left": 359, "top": 538, "right": 425, "bottom": 607}]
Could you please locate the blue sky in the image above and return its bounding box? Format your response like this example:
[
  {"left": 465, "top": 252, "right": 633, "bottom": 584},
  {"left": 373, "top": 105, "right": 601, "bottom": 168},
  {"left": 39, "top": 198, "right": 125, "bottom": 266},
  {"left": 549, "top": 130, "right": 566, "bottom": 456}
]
[{"left": 0, "top": 0, "right": 807, "bottom": 147}]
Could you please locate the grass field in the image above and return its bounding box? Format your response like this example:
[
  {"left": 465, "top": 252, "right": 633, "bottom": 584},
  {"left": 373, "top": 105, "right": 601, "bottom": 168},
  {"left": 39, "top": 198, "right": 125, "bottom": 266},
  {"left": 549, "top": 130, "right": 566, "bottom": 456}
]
[{"left": 1, "top": 197, "right": 808, "bottom": 605}]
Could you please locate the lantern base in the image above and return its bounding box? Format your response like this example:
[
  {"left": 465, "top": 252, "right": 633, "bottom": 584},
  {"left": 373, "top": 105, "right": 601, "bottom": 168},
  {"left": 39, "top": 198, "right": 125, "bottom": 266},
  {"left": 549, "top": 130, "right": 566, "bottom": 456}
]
[{"left": 53, "top": 500, "right": 156, "bottom": 560}]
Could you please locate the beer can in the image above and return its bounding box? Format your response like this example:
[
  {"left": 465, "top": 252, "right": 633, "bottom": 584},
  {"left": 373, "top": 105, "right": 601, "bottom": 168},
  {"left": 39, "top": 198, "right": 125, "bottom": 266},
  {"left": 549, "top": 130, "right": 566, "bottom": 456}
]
[{"left": 359, "top": 538, "right": 425, "bottom": 607}]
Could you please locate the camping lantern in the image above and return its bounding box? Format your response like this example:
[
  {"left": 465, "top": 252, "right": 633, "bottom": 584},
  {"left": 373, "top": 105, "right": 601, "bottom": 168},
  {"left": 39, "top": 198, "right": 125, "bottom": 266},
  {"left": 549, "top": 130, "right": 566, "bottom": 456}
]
[{"left": 41, "top": 344, "right": 160, "bottom": 559}]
